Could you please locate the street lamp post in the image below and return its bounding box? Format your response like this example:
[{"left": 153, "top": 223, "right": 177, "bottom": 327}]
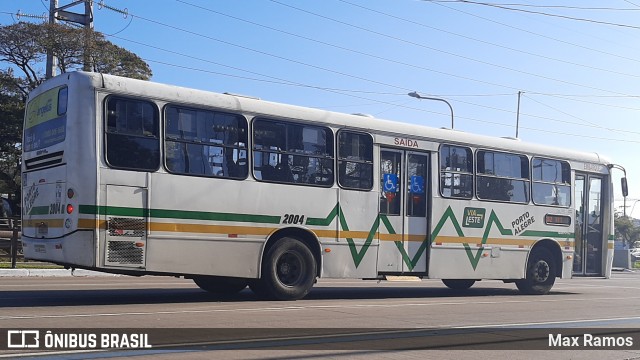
[{"left": 408, "top": 91, "right": 455, "bottom": 129}]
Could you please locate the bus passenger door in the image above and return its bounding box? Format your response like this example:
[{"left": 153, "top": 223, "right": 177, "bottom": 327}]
[
  {"left": 378, "top": 149, "right": 429, "bottom": 274},
  {"left": 404, "top": 152, "right": 429, "bottom": 273}
]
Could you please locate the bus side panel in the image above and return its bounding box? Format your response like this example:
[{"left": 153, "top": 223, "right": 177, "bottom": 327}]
[
  {"left": 141, "top": 174, "right": 339, "bottom": 278},
  {"left": 320, "top": 188, "right": 379, "bottom": 279},
  {"left": 427, "top": 199, "right": 572, "bottom": 280}
]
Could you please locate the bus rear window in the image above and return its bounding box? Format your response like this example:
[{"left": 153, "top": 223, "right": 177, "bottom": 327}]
[
  {"left": 105, "top": 96, "right": 160, "bottom": 171},
  {"left": 24, "top": 86, "right": 68, "bottom": 152}
]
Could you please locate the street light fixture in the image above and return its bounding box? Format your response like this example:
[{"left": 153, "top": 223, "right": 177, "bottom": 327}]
[{"left": 408, "top": 91, "right": 454, "bottom": 129}]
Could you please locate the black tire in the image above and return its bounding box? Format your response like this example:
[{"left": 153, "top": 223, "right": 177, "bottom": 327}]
[
  {"left": 193, "top": 276, "right": 248, "bottom": 294},
  {"left": 515, "top": 247, "right": 556, "bottom": 295},
  {"left": 442, "top": 279, "right": 476, "bottom": 290},
  {"left": 254, "top": 237, "right": 317, "bottom": 300}
]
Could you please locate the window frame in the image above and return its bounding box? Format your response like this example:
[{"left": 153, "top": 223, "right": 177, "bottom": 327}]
[
  {"left": 337, "top": 129, "right": 374, "bottom": 191},
  {"left": 163, "top": 104, "right": 249, "bottom": 180},
  {"left": 252, "top": 117, "right": 335, "bottom": 187},
  {"left": 475, "top": 149, "right": 530, "bottom": 204},
  {"left": 531, "top": 157, "right": 572, "bottom": 208},
  {"left": 104, "top": 95, "right": 160, "bottom": 172},
  {"left": 439, "top": 144, "right": 474, "bottom": 200}
]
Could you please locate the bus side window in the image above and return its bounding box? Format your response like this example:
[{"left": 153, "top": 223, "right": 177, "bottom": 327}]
[
  {"left": 164, "top": 105, "right": 247, "bottom": 179},
  {"left": 253, "top": 118, "right": 334, "bottom": 187},
  {"left": 337, "top": 131, "right": 373, "bottom": 191},
  {"left": 439, "top": 145, "right": 473, "bottom": 199},
  {"left": 531, "top": 158, "right": 571, "bottom": 207},
  {"left": 476, "top": 150, "right": 530, "bottom": 203}
]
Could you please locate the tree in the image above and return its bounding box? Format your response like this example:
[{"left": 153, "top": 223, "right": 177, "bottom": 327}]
[
  {"left": 0, "top": 69, "right": 23, "bottom": 197},
  {"left": 0, "top": 22, "right": 152, "bottom": 197},
  {"left": 614, "top": 212, "right": 640, "bottom": 248}
]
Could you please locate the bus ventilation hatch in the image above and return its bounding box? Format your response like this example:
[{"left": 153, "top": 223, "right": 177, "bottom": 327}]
[
  {"left": 105, "top": 217, "right": 146, "bottom": 267},
  {"left": 24, "top": 151, "right": 64, "bottom": 170}
]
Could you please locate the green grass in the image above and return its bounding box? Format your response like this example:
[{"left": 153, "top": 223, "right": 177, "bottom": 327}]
[{"left": 0, "top": 262, "right": 64, "bottom": 269}]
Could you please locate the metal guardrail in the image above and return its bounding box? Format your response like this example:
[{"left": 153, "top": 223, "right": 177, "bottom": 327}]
[{"left": 0, "top": 216, "right": 22, "bottom": 268}]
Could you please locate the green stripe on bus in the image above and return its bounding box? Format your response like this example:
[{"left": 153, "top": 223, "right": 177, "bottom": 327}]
[
  {"left": 520, "top": 230, "right": 574, "bottom": 238},
  {"left": 78, "top": 205, "right": 281, "bottom": 224},
  {"left": 305, "top": 204, "right": 339, "bottom": 226},
  {"left": 74, "top": 202, "right": 578, "bottom": 271},
  {"left": 79, "top": 205, "right": 147, "bottom": 217},
  {"left": 149, "top": 209, "right": 280, "bottom": 224},
  {"left": 28, "top": 206, "right": 50, "bottom": 215}
]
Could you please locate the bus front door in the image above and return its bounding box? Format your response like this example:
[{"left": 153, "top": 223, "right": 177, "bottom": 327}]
[
  {"left": 573, "top": 173, "right": 604, "bottom": 276},
  {"left": 378, "top": 149, "right": 430, "bottom": 274}
]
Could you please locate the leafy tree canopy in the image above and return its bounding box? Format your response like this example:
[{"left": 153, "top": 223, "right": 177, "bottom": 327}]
[
  {"left": 614, "top": 211, "right": 640, "bottom": 248},
  {"left": 0, "top": 21, "right": 152, "bottom": 197}
]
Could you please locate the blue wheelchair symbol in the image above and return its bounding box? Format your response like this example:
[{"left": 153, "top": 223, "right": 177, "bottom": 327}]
[
  {"left": 410, "top": 176, "right": 424, "bottom": 194},
  {"left": 382, "top": 173, "right": 398, "bottom": 192}
]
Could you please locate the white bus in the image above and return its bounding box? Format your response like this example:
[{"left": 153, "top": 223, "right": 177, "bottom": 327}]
[{"left": 21, "top": 72, "right": 627, "bottom": 300}]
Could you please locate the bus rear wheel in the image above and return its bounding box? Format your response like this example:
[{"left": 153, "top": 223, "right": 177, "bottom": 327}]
[
  {"left": 515, "top": 247, "right": 556, "bottom": 295},
  {"left": 193, "top": 276, "right": 248, "bottom": 294},
  {"left": 442, "top": 279, "right": 476, "bottom": 290},
  {"left": 253, "top": 237, "right": 317, "bottom": 300}
]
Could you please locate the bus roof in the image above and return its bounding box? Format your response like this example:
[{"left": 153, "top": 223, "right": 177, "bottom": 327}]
[{"left": 39, "top": 71, "right": 612, "bottom": 168}]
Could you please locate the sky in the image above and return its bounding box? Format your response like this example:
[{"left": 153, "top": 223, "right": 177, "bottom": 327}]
[{"left": 2, "top": 0, "right": 640, "bottom": 215}]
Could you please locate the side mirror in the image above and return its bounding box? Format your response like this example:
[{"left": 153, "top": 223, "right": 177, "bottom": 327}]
[{"left": 622, "top": 177, "right": 629, "bottom": 197}]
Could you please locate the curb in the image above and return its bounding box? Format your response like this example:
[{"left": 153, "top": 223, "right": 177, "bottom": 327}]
[{"left": 0, "top": 268, "right": 120, "bottom": 277}]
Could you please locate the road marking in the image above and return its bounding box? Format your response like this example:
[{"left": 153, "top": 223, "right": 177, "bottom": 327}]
[
  {"left": 457, "top": 316, "right": 640, "bottom": 328},
  {"left": 0, "top": 282, "right": 194, "bottom": 288},
  {"left": 1, "top": 296, "right": 639, "bottom": 321}
]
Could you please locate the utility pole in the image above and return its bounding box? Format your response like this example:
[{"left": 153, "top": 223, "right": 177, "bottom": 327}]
[
  {"left": 515, "top": 91, "right": 523, "bottom": 138},
  {"left": 45, "top": 0, "right": 94, "bottom": 79},
  {"left": 45, "top": 0, "right": 59, "bottom": 79}
]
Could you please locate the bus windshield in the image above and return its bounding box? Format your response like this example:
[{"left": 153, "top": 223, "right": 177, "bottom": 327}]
[{"left": 24, "top": 86, "right": 68, "bottom": 152}]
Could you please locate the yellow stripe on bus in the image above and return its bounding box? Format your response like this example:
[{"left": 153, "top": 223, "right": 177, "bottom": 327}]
[
  {"left": 71, "top": 220, "right": 574, "bottom": 248},
  {"left": 23, "top": 219, "right": 65, "bottom": 228},
  {"left": 435, "top": 236, "right": 536, "bottom": 247}
]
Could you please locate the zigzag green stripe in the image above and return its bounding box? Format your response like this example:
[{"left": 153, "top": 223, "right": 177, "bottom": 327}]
[
  {"left": 306, "top": 204, "right": 339, "bottom": 226},
  {"left": 463, "top": 210, "right": 513, "bottom": 270},
  {"left": 79, "top": 202, "right": 573, "bottom": 272}
]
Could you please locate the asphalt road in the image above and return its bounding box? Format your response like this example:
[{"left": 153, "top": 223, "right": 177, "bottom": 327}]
[{"left": 2, "top": 272, "right": 640, "bottom": 359}]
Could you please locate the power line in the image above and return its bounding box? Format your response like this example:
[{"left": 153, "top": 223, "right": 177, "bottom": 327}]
[
  {"left": 144, "top": 57, "right": 640, "bottom": 144},
  {"left": 424, "top": 0, "right": 640, "bottom": 65},
  {"left": 100, "top": 0, "right": 640, "bottom": 98},
  {"left": 100, "top": 2, "right": 640, "bottom": 138},
  {"left": 268, "top": 0, "right": 638, "bottom": 96},
  {"left": 338, "top": 0, "right": 640, "bottom": 82},
  {"left": 111, "top": 35, "right": 407, "bottom": 96},
  {"left": 105, "top": 9, "right": 418, "bottom": 93},
  {"left": 178, "top": 0, "right": 519, "bottom": 92},
  {"left": 428, "top": 1, "right": 640, "bottom": 11},
  {"left": 527, "top": 92, "right": 640, "bottom": 112},
  {"left": 624, "top": 0, "right": 640, "bottom": 8},
  {"left": 521, "top": 94, "right": 637, "bottom": 133},
  {"left": 71, "top": 2, "right": 640, "bottom": 142},
  {"left": 428, "top": 0, "right": 640, "bottom": 30}
]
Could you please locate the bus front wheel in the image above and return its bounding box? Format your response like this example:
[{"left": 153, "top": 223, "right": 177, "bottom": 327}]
[
  {"left": 253, "top": 237, "right": 317, "bottom": 300},
  {"left": 515, "top": 247, "right": 556, "bottom": 295}
]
